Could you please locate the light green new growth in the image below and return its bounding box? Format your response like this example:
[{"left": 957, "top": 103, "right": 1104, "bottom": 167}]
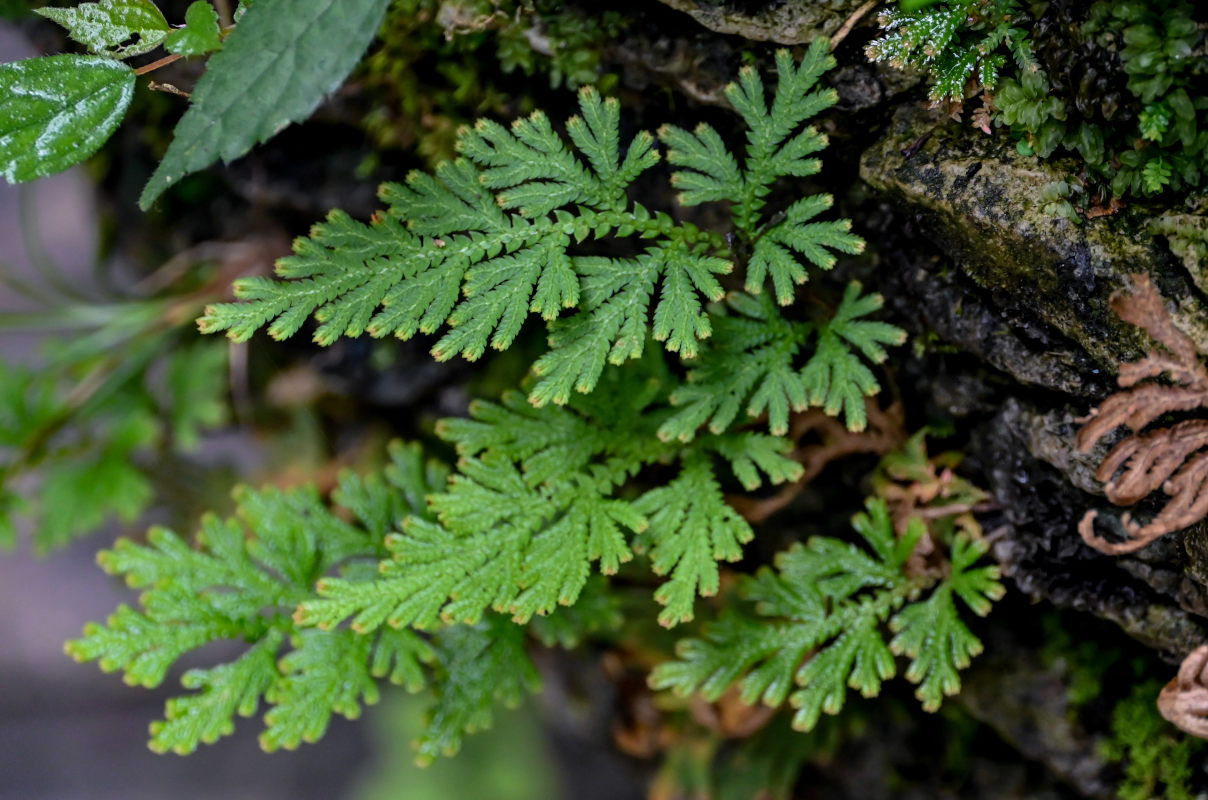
[
  {"left": 65, "top": 442, "right": 595, "bottom": 759},
  {"left": 199, "top": 40, "right": 869, "bottom": 413},
  {"left": 297, "top": 357, "right": 803, "bottom": 631},
  {"left": 866, "top": 0, "right": 1036, "bottom": 102},
  {"left": 649, "top": 498, "right": 1003, "bottom": 730}
]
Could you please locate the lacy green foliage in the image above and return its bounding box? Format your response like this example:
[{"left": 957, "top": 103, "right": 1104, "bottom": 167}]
[
  {"left": 296, "top": 357, "right": 802, "bottom": 630},
  {"left": 659, "top": 285, "right": 902, "bottom": 440},
  {"left": 140, "top": 0, "right": 392, "bottom": 207},
  {"left": 1099, "top": 679, "right": 1205, "bottom": 800},
  {"left": 68, "top": 46, "right": 908, "bottom": 766},
  {"left": 0, "top": 302, "right": 228, "bottom": 551},
  {"left": 67, "top": 442, "right": 611, "bottom": 758},
  {"left": 201, "top": 43, "right": 879, "bottom": 423},
  {"left": 866, "top": 0, "right": 1035, "bottom": 102},
  {"left": 650, "top": 499, "right": 1003, "bottom": 730}
]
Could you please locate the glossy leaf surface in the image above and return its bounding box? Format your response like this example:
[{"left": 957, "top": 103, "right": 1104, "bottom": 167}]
[{"left": 0, "top": 54, "right": 135, "bottom": 182}]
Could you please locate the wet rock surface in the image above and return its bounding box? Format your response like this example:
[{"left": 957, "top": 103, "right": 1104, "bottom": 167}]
[
  {"left": 654, "top": 0, "right": 868, "bottom": 44},
  {"left": 860, "top": 105, "right": 1208, "bottom": 375},
  {"left": 969, "top": 398, "right": 1207, "bottom": 658},
  {"left": 853, "top": 95, "right": 1208, "bottom": 791},
  {"left": 857, "top": 102, "right": 1208, "bottom": 653}
]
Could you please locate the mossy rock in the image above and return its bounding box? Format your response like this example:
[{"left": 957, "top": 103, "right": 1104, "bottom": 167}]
[
  {"left": 656, "top": 0, "right": 866, "bottom": 44},
  {"left": 860, "top": 105, "right": 1208, "bottom": 381}
]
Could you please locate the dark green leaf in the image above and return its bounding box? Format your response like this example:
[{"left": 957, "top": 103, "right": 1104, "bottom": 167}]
[
  {"left": 36, "top": 0, "right": 170, "bottom": 57},
  {"left": 165, "top": 1, "right": 224, "bottom": 57},
  {"left": 0, "top": 55, "right": 135, "bottom": 182},
  {"left": 140, "top": 0, "right": 392, "bottom": 208}
]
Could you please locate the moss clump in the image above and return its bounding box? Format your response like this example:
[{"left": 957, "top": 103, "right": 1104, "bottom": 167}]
[
  {"left": 358, "top": 0, "right": 625, "bottom": 164},
  {"left": 1099, "top": 679, "right": 1206, "bottom": 800}
]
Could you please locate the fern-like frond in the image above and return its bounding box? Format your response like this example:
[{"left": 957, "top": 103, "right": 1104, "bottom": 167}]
[
  {"left": 200, "top": 44, "right": 869, "bottom": 404},
  {"left": 748, "top": 194, "right": 864, "bottom": 304},
  {"left": 888, "top": 534, "right": 1003, "bottom": 711},
  {"left": 416, "top": 618, "right": 541, "bottom": 764},
  {"left": 663, "top": 43, "right": 840, "bottom": 232},
  {"left": 298, "top": 364, "right": 801, "bottom": 631},
  {"left": 199, "top": 87, "right": 726, "bottom": 402},
  {"left": 659, "top": 293, "right": 807, "bottom": 441},
  {"left": 650, "top": 499, "right": 1002, "bottom": 730},
  {"left": 800, "top": 282, "right": 906, "bottom": 432},
  {"left": 66, "top": 443, "right": 473, "bottom": 755},
  {"left": 662, "top": 285, "right": 904, "bottom": 441}
]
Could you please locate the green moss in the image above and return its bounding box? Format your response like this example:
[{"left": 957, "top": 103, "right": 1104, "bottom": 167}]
[
  {"left": 1099, "top": 679, "right": 1206, "bottom": 800},
  {"left": 871, "top": 0, "right": 1208, "bottom": 202},
  {"left": 358, "top": 0, "right": 625, "bottom": 165},
  {"left": 1154, "top": 194, "right": 1208, "bottom": 292}
]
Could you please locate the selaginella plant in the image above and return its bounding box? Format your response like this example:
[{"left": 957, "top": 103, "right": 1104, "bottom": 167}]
[
  {"left": 865, "top": 0, "right": 1036, "bottom": 103},
  {"left": 64, "top": 39, "right": 1003, "bottom": 761},
  {"left": 650, "top": 496, "right": 1003, "bottom": 731}
]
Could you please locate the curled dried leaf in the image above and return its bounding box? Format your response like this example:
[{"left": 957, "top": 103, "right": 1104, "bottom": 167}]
[
  {"left": 1077, "top": 274, "right": 1208, "bottom": 553},
  {"left": 1158, "top": 645, "right": 1208, "bottom": 739}
]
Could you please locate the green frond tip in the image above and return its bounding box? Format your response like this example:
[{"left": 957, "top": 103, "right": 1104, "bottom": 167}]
[
  {"left": 65, "top": 442, "right": 464, "bottom": 755},
  {"left": 637, "top": 455, "right": 754, "bottom": 627},
  {"left": 660, "top": 284, "right": 903, "bottom": 442},
  {"left": 650, "top": 498, "right": 1003, "bottom": 730},
  {"left": 296, "top": 361, "right": 798, "bottom": 632},
  {"left": 661, "top": 38, "right": 842, "bottom": 240},
  {"left": 800, "top": 281, "right": 906, "bottom": 432}
]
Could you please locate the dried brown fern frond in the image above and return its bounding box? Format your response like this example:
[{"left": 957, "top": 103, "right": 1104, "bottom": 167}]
[
  {"left": 1159, "top": 645, "right": 1208, "bottom": 739},
  {"left": 1077, "top": 273, "right": 1208, "bottom": 554}
]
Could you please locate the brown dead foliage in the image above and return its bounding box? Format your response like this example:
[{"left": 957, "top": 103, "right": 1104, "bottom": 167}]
[
  {"left": 1159, "top": 645, "right": 1208, "bottom": 739},
  {"left": 728, "top": 400, "right": 906, "bottom": 525},
  {"left": 1077, "top": 273, "right": 1208, "bottom": 554}
]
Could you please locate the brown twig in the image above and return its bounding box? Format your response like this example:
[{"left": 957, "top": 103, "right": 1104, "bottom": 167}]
[
  {"left": 135, "top": 53, "right": 183, "bottom": 76},
  {"left": 213, "top": 0, "right": 234, "bottom": 28},
  {"left": 148, "top": 81, "right": 191, "bottom": 99},
  {"left": 830, "top": 0, "right": 880, "bottom": 50}
]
